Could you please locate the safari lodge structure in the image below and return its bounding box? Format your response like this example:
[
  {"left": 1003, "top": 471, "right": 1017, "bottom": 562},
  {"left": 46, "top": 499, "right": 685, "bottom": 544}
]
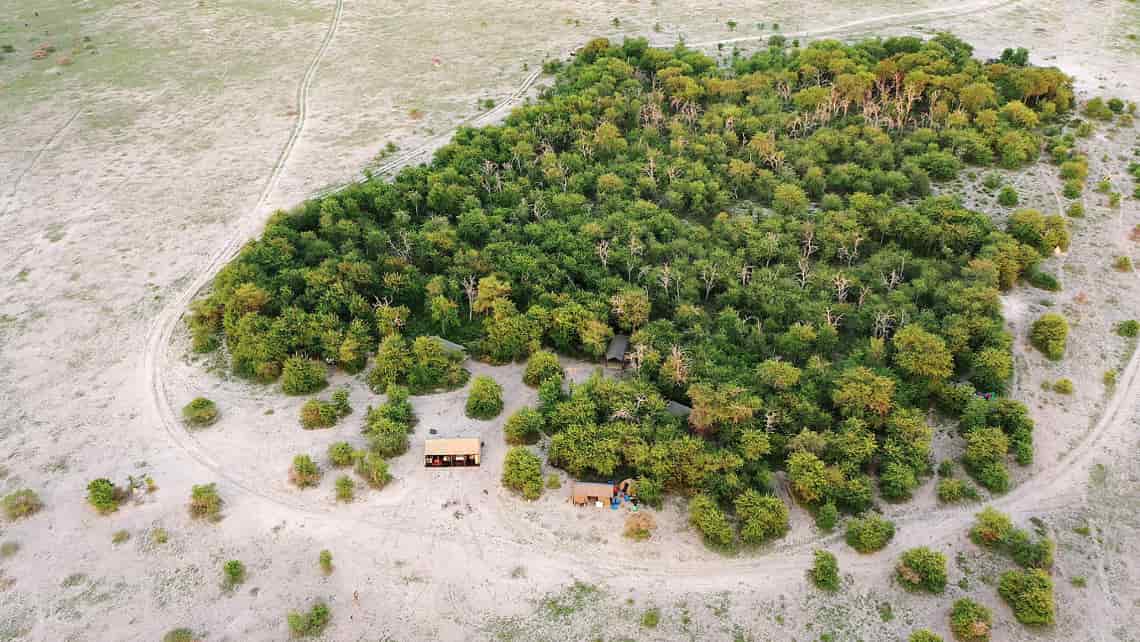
[
  {"left": 570, "top": 481, "right": 615, "bottom": 506},
  {"left": 424, "top": 438, "right": 481, "bottom": 467}
]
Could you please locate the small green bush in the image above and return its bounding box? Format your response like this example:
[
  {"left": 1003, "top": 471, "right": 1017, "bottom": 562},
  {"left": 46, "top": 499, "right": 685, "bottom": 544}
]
[
  {"left": 87, "top": 478, "right": 119, "bottom": 514},
  {"left": 814, "top": 502, "right": 839, "bottom": 532},
  {"left": 331, "top": 388, "right": 351, "bottom": 416},
  {"left": 970, "top": 507, "right": 1013, "bottom": 547},
  {"left": 1062, "top": 178, "right": 1083, "bottom": 198},
  {"left": 909, "top": 630, "right": 943, "bottom": 642},
  {"left": 845, "top": 515, "right": 895, "bottom": 553},
  {"left": 1114, "top": 256, "right": 1134, "bottom": 272},
  {"left": 223, "top": 559, "right": 245, "bottom": 588},
  {"left": 997, "top": 185, "right": 1019, "bottom": 206},
  {"left": 810, "top": 549, "right": 839, "bottom": 591},
  {"left": 640, "top": 607, "right": 660, "bottom": 628},
  {"left": 937, "top": 460, "right": 954, "bottom": 478},
  {"left": 151, "top": 527, "right": 168, "bottom": 544},
  {"left": 163, "top": 629, "right": 197, "bottom": 642},
  {"left": 189, "top": 483, "right": 222, "bottom": 521},
  {"left": 319, "top": 549, "right": 333, "bottom": 574},
  {"left": 1104, "top": 369, "right": 1118, "bottom": 386},
  {"left": 896, "top": 546, "right": 947, "bottom": 593},
  {"left": 355, "top": 451, "right": 392, "bottom": 488},
  {"left": 998, "top": 568, "right": 1055, "bottom": 625},
  {"left": 1052, "top": 378, "right": 1073, "bottom": 394},
  {"left": 689, "top": 494, "right": 734, "bottom": 549},
  {"left": 1030, "top": 313, "right": 1068, "bottom": 360},
  {"left": 937, "top": 478, "right": 978, "bottom": 503},
  {"left": 545, "top": 474, "right": 561, "bottom": 489},
  {"left": 524, "top": 350, "right": 563, "bottom": 386},
  {"left": 2, "top": 489, "right": 42, "bottom": 520},
  {"left": 281, "top": 356, "right": 327, "bottom": 395},
  {"left": 300, "top": 399, "right": 337, "bottom": 429},
  {"left": 466, "top": 375, "right": 504, "bottom": 419},
  {"left": 735, "top": 490, "right": 789, "bottom": 545},
  {"left": 502, "top": 447, "right": 543, "bottom": 500},
  {"left": 182, "top": 397, "right": 218, "bottom": 426},
  {"left": 290, "top": 455, "right": 321, "bottom": 488},
  {"left": 335, "top": 475, "right": 355, "bottom": 502},
  {"left": 504, "top": 407, "right": 544, "bottom": 445},
  {"left": 1025, "top": 268, "right": 1060, "bottom": 291},
  {"left": 328, "top": 441, "right": 354, "bottom": 467},
  {"left": 366, "top": 415, "right": 409, "bottom": 458},
  {"left": 287, "top": 601, "right": 331, "bottom": 637},
  {"left": 0, "top": 541, "right": 20, "bottom": 558},
  {"left": 1117, "top": 319, "right": 1139, "bottom": 337},
  {"left": 111, "top": 529, "right": 130, "bottom": 544},
  {"left": 1007, "top": 528, "right": 1055, "bottom": 569},
  {"left": 949, "top": 598, "right": 992, "bottom": 641},
  {"left": 1065, "top": 201, "right": 1084, "bottom": 217}
]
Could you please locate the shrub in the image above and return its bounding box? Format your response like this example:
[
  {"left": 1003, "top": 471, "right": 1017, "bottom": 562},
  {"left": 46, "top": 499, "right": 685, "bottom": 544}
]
[
  {"left": 319, "top": 549, "right": 333, "bottom": 574},
  {"left": 87, "top": 478, "right": 119, "bottom": 514},
  {"left": 997, "top": 185, "right": 1019, "bottom": 206},
  {"left": 937, "top": 478, "right": 978, "bottom": 503},
  {"left": 524, "top": 350, "right": 563, "bottom": 386},
  {"left": 287, "top": 601, "right": 331, "bottom": 637},
  {"left": 1065, "top": 201, "right": 1084, "bottom": 217},
  {"left": 970, "top": 507, "right": 1013, "bottom": 547},
  {"left": 281, "top": 356, "right": 327, "bottom": 395},
  {"left": 937, "top": 460, "right": 954, "bottom": 478},
  {"left": 189, "top": 483, "right": 222, "bottom": 521},
  {"left": 545, "top": 474, "right": 561, "bottom": 489},
  {"left": 466, "top": 375, "right": 504, "bottom": 419},
  {"left": 0, "top": 541, "right": 19, "bottom": 558},
  {"left": 182, "top": 397, "right": 218, "bottom": 426},
  {"left": 1114, "top": 256, "right": 1134, "bottom": 272},
  {"left": 689, "top": 493, "right": 734, "bottom": 549},
  {"left": 151, "top": 528, "right": 168, "bottom": 544},
  {"left": 335, "top": 475, "right": 355, "bottom": 502},
  {"left": 2, "top": 489, "right": 42, "bottom": 520},
  {"left": 331, "top": 388, "right": 352, "bottom": 416},
  {"left": 1030, "top": 313, "right": 1068, "bottom": 360},
  {"left": 845, "top": 515, "right": 895, "bottom": 553},
  {"left": 1052, "top": 378, "right": 1073, "bottom": 394},
  {"left": 502, "top": 447, "right": 543, "bottom": 500},
  {"left": 299, "top": 399, "right": 337, "bottom": 429},
  {"left": 734, "top": 490, "right": 789, "bottom": 545},
  {"left": 328, "top": 441, "right": 354, "bottom": 467},
  {"left": 366, "top": 415, "right": 409, "bottom": 458},
  {"left": 112, "top": 529, "right": 130, "bottom": 544},
  {"left": 376, "top": 384, "right": 415, "bottom": 426},
  {"left": 290, "top": 455, "right": 321, "bottom": 488},
  {"left": 814, "top": 502, "right": 839, "bottom": 532},
  {"left": 504, "top": 407, "right": 543, "bottom": 445},
  {"left": 909, "top": 631, "right": 943, "bottom": 642},
  {"left": 163, "top": 629, "right": 197, "bottom": 642},
  {"left": 354, "top": 451, "right": 391, "bottom": 488},
  {"left": 1117, "top": 319, "right": 1139, "bottom": 337},
  {"left": 896, "top": 546, "right": 947, "bottom": 593},
  {"left": 623, "top": 512, "right": 657, "bottom": 540},
  {"left": 949, "top": 598, "right": 992, "bottom": 641},
  {"left": 810, "top": 549, "right": 839, "bottom": 591},
  {"left": 636, "top": 476, "right": 663, "bottom": 509},
  {"left": 1007, "top": 528, "right": 1054, "bottom": 569},
  {"left": 1025, "top": 267, "right": 1060, "bottom": 291},
  {"left": 223, "top": 559, "right": 245, "bottom": 588},
  {"left": 641, "top": 607, "right": 660, "bottom": 628},
  {"left": 1104, "top": 369, "right": 1118, "bottom": 386},
  {"left": 998, "top": 568, "right": 1055, "bottom": 625}
]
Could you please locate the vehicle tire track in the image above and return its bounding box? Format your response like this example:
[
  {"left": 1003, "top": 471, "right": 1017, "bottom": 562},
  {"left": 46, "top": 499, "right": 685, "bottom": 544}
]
[
  {"left": 256, "top": 0, "right": 343, "bottom": 209},
  {"left": 1, "top": 109, "right": 81, "bottom": 216}
]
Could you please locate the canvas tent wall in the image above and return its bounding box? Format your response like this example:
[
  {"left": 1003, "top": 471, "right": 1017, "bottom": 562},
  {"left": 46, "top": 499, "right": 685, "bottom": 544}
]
[
  {"left": 605, "top": 334, "right": 629, "bottom": 368},
  {"left": 424, "top": 438, "right": 480, "bottom": 467},
  {"left": 429, "top": 336, "right": 467, "bottom": 356},
  {"left": 570, "top": 481, "right": 614, "bottom": 506}
]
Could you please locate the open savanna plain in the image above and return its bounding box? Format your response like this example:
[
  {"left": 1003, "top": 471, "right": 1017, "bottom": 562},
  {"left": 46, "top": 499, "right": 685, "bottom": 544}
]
[{"left": 1, "top": 0, "right": 1138, "bottom": 640}]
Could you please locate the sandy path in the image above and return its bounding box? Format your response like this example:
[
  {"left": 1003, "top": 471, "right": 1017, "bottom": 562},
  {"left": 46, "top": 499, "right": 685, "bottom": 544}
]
[{"left": 139, "top": 0, "right": 1140, "bottom": 599}]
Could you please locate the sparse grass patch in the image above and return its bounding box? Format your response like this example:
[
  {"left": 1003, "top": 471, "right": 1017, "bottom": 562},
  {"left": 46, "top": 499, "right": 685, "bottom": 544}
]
[
  {"left": 112, "top": 529, "right": 130, "bottom": 544},
  {"left": 287, "top": 601, "right": 331, "bottom": 637},
  {"left": 335, "top": 475, "right": 354, "bottom": 502},
  {"left": 163, "top": 629, "right": 197, "bottom": 642},
  {"left": 1071, "top": 575, "right": 1087, "bottom": 587},
  {"left": 290, "top": 454, "right": 321, "bottom": 488},
  {"left": 189, "top": 483, "right": 222, "bottom": 521},
  {"left": 0, "top": 541, "right": 19, "bottom": 558},
  {"left": 151, "top": 527, "right": 168, "bottom": 544},
  {"left": 2, "top": 489, "right": 42, "bottom": 520},
  {"left": 623, "top": 512, "right": 656, "bottom": 541},
  {"left": 641, "top": 607, "right": 660, "bottom": 628},
  {"left": 319, "top": 549, "right": 333, "bottom": 575}
]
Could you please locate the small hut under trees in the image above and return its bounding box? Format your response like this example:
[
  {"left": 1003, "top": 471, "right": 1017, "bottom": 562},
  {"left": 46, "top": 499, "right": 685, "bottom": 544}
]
[
  {"left": 570, "top": 481, "right": 615, "bottom": 506},
  {"left": 424, "top": 438, "right": 481, "bottom": 467},
  {"left": 605, "top": 334, "right": 629, "bottom": 369},
  {"left": 429, "top": 336, "right": 467, "bottom": 356},
  {"left": 665, "top": 401, "right": 692, "bottom": 419}
]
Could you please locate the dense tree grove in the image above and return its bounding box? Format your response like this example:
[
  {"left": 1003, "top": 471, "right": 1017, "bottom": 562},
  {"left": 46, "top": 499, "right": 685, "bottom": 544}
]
[{"left": 190, "top": 35, "right": 1072, "bottom": 531}]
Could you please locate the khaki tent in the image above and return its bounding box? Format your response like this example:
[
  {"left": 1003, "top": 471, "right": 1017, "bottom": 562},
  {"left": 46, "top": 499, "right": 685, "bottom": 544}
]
[
  {"left": 424, "top": 438, "right": 480, "bottom": 467},
  {"left": 570, "top": 481, "right": 614, "bottom": 506},
  {"left": 605, "top": 334, "right": 629, "bottom": 368}
]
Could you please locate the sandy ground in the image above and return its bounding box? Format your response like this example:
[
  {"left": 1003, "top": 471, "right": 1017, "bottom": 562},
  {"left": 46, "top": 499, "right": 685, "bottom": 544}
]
[{"left": 1, "top": 0, "right": 1139, "bottom": 640}]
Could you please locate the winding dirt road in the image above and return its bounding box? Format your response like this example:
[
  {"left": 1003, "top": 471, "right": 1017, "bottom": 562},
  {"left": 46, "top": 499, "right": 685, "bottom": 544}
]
[{"left": 140, "top": 0, "right": 1138, "bottom": 587}]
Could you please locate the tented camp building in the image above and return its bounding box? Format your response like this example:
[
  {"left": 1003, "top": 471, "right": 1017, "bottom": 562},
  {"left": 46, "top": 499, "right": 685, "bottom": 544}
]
[
  {"left": 570, "top": 481, "right": 615, "bottom": 506},
  {"left": 424, "top": 438, "right": 481, "bottom": 467}
]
